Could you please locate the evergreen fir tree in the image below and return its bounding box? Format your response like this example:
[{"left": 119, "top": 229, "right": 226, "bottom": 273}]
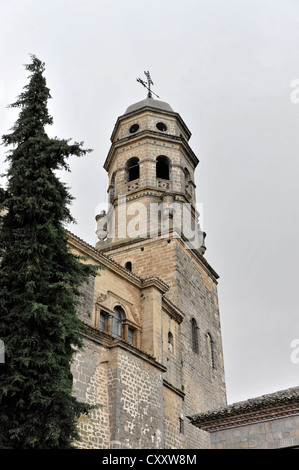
[
  {"left": 0, "top": 187, "right": 5, "bottom": 205},
  {"left": 0, "top": 56, "right": 96, "bottom": 448}
]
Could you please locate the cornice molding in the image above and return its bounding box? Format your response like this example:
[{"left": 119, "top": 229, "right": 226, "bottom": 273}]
[
  {"left": 109, "top": 186, "right": 196, "bottom": 207},
  {"left": 67, "top": 230, "right": 143, "bottom": 287},
  {"left": 97, "top": 231, "right": 219, "bottom": 283},
  {"left": 110, "top": 106, "right": 192, "bottom": 142},
  {"left": 162, "top": 296, "right": 185, "bottom": 324},
  {"left": 163, "top": 379, "right": 185, "bottom": 399},
  {"left": 104, "top": 131, "right": 198, "bottom": 172},
  {"left": 82, "top": 324, "right": 167, "bottom": 373},
  {"left": 67, "top": 230, "right": 170, "bottom": 293}
]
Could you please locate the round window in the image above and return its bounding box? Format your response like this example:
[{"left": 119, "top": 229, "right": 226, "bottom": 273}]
[
  {"left": 129, "top": 124, "right": 139, "bottom": 134},
  {"left": 156, "top": 122, "right": 167, "bottom": 132}
]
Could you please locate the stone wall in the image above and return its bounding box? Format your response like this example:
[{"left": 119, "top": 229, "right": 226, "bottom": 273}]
[
  {"left": 69, "top": 231, "right": 224, "bottom": 449},
  {"left": 210, "top": 415, "right": 299, "bottom": 449},
  {"left": 110, "top": 347, "right": 165, "bottom": 449},
  {"left": 174, "top": 243, "right": 226, "bottom": 448},
  {"left": 76, "top": 274, "right": 95, "bottom": 326},
  {"left": 161, "top": 310, "right": 182, "bottom": 391},
  {"left": 113, "top": 110, "right": 190, "bottom": 142},
  {"left": 109, "top": 139, "right": 184, "bottom": 197},
  {"left": 104, "top": 236, "right": 226, "bottom": 448},
  {"left": 72, "top": 335, "right": 166, "bottom": 449},
  {"left": 102, "top": 237, "right": 178, "bottom": 300},
  {"left": 72, "top": 341, "right": 111, "bottom": 449},
  {"left": 163, "top": 386, "right": 185, "bottom": 449}
]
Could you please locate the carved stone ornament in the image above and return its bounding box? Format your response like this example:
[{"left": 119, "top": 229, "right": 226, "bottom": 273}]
[
  {"left": 96, "top": 292, "right": 108, "bottom": 304},
  {"left": 131, "top": 307, "right": 140, "bottom": 322}
]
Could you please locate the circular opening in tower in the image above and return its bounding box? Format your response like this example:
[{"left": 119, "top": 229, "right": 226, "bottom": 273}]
[
  {"left": 129, "top": 124, "right": 139, "bottom": 134},
  {"left": 156, "top": 122, "right": 167, "bottom": 132}
]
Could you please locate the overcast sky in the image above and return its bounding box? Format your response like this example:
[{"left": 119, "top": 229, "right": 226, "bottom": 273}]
[{"left": 1, "top": 0, "right": 299, "bottom": 405}]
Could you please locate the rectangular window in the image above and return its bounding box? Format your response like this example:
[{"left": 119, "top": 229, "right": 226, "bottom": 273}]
[
  {"left": 128, "top": 328, "right": 134, "bottom": 345},
  {"left": 191, "top": 319, "right": 199, "bottom": 354},
  {"left": 99, "top": 313, "right": 106, "bottom": 331},
  {"left": 179, "top": 418, "right": 184, "bottom": 434}
]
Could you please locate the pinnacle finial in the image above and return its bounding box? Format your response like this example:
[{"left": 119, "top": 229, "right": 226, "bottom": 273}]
[{"left": 136, "top": 71, "right": 160, "bottom": 99}]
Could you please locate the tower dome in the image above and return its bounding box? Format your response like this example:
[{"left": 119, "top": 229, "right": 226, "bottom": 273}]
[{"left": 124, "top": 97, "right": 174, "bottom": 115}]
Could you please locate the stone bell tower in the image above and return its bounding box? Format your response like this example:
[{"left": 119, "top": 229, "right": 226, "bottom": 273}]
[
  {"left": 96, "top": 94, "right": 206, "bottom": 251},
  {"left": 95, "top": 86, "right": 227, "bottom": 448}
]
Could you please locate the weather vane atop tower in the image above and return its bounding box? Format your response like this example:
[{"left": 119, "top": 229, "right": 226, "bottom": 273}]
[{"left": 137, "top": 71, "right": 160, "bottom": 99}]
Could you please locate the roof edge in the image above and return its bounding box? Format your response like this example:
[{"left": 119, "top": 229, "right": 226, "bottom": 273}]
[{"left": 188, "top": 387, "right": 299, "bottom": 432}]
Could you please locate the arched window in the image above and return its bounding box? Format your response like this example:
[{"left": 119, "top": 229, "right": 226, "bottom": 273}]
[
  {"left": 206, "top": 332, "right": 215, "bottom": 369},
  {"left": 126, "top": 157, "right": 140, "bottom": 182},
  {"left": 184, "top": 167, "right": 191, "bottom": 188},
  {"left": 191, "top": 318, "right": 199, "bottom": 354},
  {"left": 112, "top": 306, "right": 124, "bottom": 339},
  {"left": 109, "top": 172, "right": 115, "bottom": 203},
  {"left": 184, "top": 167, "right": 190, "bottom": 182},
  {"left": 168, "top": 331, "right": 174, "bottom": 352},
  {"left": 156, "top": 156, "right": 170, "bottom": 180},
  {"left": 125, "top": 261, "right": 132, "bottom": 272}
]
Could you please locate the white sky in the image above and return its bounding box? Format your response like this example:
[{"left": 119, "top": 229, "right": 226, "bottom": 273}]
[{"left": 1, "top": 0, "right": 299, "bottom": 405}]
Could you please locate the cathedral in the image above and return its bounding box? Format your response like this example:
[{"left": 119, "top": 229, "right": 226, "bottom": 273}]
[
  {"left": 69, "top": 89, "right": 227, "bottom": 449},
  {"left": 69, "top": 89, "right": 299, "bottom": 450},
  {"left": 1, "top": 73, "right": 298, "bottom": 449}
]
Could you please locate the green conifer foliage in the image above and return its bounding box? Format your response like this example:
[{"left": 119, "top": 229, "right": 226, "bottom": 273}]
[
  {"left": 0, "top": 187, "right": 5, "bottom": 205},
  {"left": 0, "top": 56, "right": 96, "bottom": 448}
]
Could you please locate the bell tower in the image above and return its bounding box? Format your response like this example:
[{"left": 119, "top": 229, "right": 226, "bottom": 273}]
[
  {"left": 95, "top": 88, "right": 227, "bottom": 448},
  {"left": 96, "top": 93, "right": 206, "bottom": 253}
]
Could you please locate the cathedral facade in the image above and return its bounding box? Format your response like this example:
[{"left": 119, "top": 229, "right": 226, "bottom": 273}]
[{"left": 70, "top": 95, "right": 227, "bottom": 449}]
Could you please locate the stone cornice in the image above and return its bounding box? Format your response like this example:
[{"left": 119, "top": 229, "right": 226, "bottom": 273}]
[
  {"left": 185, "top": 244, "right": 219, "bottom": 283},
  {"left": 188, "top": 387, "right": 299, "bottom": 432},
  {"left": 104, "top": 131, "right": 199, "bottom": 172},
  {"left": 97, "top": 231, "right": 219, "bottom": 284},
  {"left": 109, "top": 186, "right": 196, "bottom": 208},
  {"left": 142, "top": 277, "right": 169, "bottom": 294},
  {"left": 163, "top": 379, "right": 185, "bottom": 400},
  {"left": 82, "top": 324, "right": 167, "bottom": 373},
  {"left": 110, "top": 106, "right": 192, "bottom": 142},
  {"left": 67, "top": 230, "right": 169, "bottom": 294},
  {"left": 110, "top": 338, "right": 167, "bottom": 372},
  {"left": 162, "top": 297, "right": 185, "bottom": 324},
  {"left": 82, "top": 324, "right": 112, "bottom": 348},
  {"left": 67, "top": 230, "right": 143, "bottom": 287}
]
